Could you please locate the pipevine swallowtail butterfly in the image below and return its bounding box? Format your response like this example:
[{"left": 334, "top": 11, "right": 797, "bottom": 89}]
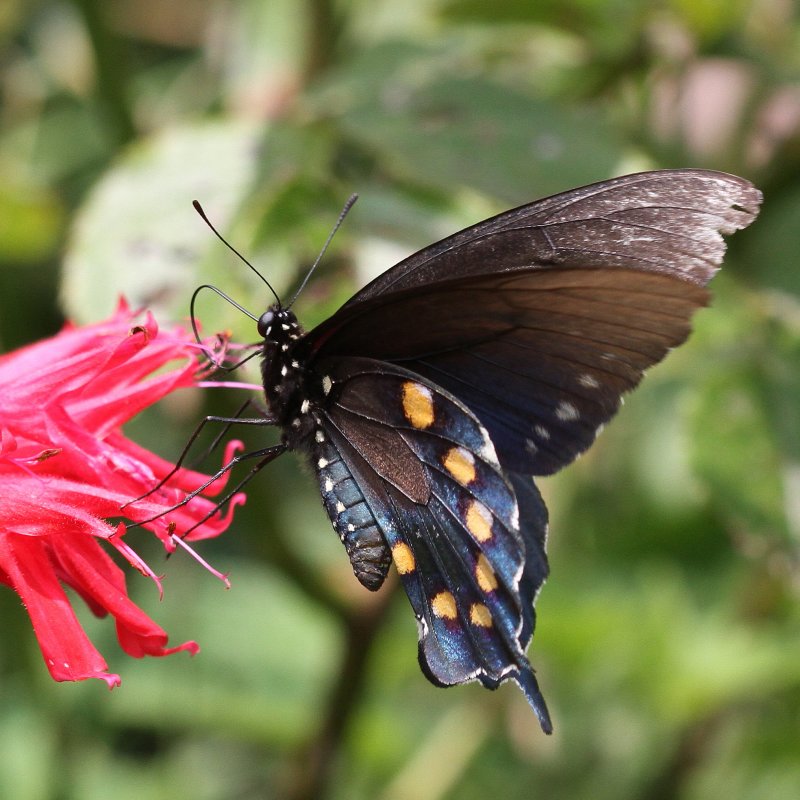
[{"left": 179, "top": 169, "right": 763, "bottom": 733}]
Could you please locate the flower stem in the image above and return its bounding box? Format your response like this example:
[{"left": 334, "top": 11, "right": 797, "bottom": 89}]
[{"left": 285, "top": 585, "right": 397, "bottom": 800}]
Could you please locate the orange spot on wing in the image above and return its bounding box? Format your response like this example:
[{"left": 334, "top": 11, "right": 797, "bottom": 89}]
[
  {"left": 392, "top": 542, "right": 416, "bottom": 575},
  {"left": 431, "top": 591, "right": 458, "bottom": 620},
  {"left": 466, "top": 499, "right": 493, "bottom": 542},
  {"left": 443, "top": 447, "right": 476, "bottom": 485},
  {"left": 475, "top": 554, "right": 498, "bottom": 593},
  {"left": 402, "top": 381, "right": 434, "bottom": 429},
  {"left": 470, "top": 602, "right": 493, "bottom": 627}
]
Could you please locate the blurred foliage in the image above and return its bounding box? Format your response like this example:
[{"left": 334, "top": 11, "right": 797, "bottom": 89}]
[{"left": 1, "top": 0, "right": 799, "bottom": 799}]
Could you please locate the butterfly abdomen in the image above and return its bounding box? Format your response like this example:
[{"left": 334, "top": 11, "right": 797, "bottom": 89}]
[{"left": 313, "top": 430, "right": 392, "bottom": 590}]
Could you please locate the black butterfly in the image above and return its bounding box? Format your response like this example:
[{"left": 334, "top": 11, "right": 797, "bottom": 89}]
[{"left": 174, "top": 169, "right": 762, "bottom": 734}]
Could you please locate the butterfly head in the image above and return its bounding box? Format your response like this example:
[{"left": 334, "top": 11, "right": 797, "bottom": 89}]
[{"left": 257, "top": 305, "right": 302, "bottom": 343}]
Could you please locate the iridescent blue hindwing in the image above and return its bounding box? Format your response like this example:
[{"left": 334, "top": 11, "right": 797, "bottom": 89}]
[{"left": 313, "top": 357, "right": 552, "bottom": 731}]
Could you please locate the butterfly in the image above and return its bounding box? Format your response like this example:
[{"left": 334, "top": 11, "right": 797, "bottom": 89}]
[{"left": 183, "top": 169, "right": 762, "bottom": 734}]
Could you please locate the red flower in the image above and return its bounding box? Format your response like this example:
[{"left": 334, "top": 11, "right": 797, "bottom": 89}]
[{"left": 0, "top": 301, "right": 244, "bottom": 687}]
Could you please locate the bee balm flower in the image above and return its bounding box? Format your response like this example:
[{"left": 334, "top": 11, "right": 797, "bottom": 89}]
[{"left": 0, "top": 301, "right": 242, "bottom": 687}]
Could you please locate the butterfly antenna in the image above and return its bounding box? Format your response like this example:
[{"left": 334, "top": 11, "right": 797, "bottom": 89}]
[
  {"left": 193, "top": 200, "right": 281, "bottom": 307},
  {"left": 286, "top": 193, "right": 358, "bottom": 309}
]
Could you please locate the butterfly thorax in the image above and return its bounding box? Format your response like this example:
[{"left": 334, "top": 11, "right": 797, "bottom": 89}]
[{"left": 258, "top": 305, "right": 318, "bottom": 448}]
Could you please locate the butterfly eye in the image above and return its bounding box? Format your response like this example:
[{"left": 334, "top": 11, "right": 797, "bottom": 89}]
[{"left": 257, "top": 310, "right": 275, "bottom": 338}]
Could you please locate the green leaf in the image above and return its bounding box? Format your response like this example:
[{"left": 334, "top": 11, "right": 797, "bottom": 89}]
[
  {"left": 738, "top": 182, "right": 800, "bottom": 296},
  {"left": 689, "top": 285, "right": 798, "bottom": 543},
  {"left": 0, "top": 184, "right": 63, "bottom": 263},
  {"left": 313, "top": 44, "right": 622, "bottom": 202},
  {"left": 61, "top": 120, "right": 263, "bottom": 327}
]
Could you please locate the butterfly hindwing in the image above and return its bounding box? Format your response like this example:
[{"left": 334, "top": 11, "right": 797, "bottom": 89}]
[
  {"left": 322, "top": 358, "right": 526, "bottom": 587},
  {"left": 313, "top": 357, "right": 551, "bottom": 729},
  {"left": 508, "top": 471, "right": 549, "bottom": 649}
]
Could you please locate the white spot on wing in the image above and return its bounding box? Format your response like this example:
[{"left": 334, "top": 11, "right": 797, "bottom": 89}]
[
  {"left": 555, "top": 400, "right": 579, "bottom": 421},
  {"left": 478, "top": 426, "right": 500, "bottom": 466},
  {"left": 322, "top": 375, "right": 333, "bottom": 395},
  {"left": 534, "top": 424, "right": 550, "bottom": 440},
  {"left": 579, "top": 373, "right": 600, "bottom": 389}
]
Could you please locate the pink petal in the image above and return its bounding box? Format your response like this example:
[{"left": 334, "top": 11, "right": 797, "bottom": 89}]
[{"left": 0, "top": 531, "right": 120, "bottom": 687}]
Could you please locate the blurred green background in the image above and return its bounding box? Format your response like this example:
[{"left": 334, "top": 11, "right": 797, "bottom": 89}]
[{"left": 1, "top": 1, "right": 799, "bottom": 798}]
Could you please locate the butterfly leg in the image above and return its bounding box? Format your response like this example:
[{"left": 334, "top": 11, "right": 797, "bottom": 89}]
[
  {"left": 121, "top": 400, "right": 277, "bottom": 509},
  {"left": 176, "top": 443, "right": 289, "bottom": 537},
  {"left": 126, "top": 443, "right": 286, "bottom": 529}
]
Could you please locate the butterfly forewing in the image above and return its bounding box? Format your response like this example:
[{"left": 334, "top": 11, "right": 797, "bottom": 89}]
[
  {"left": 309, "top": 268, "right": 711, "bottom": 474},
  {"left": 410, "top": 270, "right": 712, "bottom": 474}
]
